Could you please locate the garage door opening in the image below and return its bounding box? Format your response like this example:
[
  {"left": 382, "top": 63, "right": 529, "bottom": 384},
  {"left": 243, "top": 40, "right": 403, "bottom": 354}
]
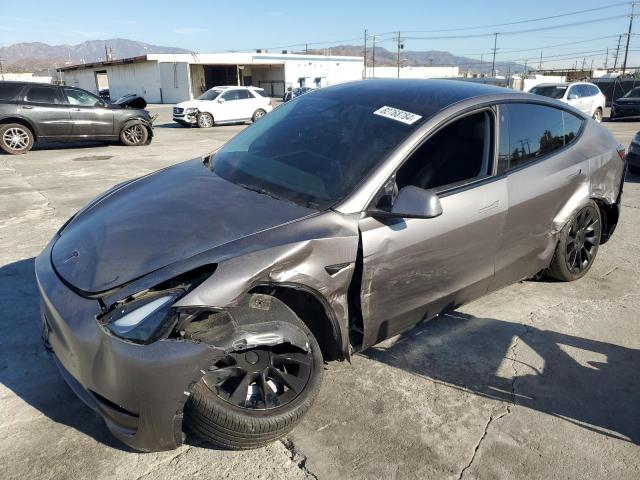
[{"left": 94, "top": 71, "right": 109, "bottom": 100}]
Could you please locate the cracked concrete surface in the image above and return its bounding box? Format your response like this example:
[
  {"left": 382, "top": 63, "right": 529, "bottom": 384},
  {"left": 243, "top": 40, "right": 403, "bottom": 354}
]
[{"left": 1, "top": 106, "right": 639, "bottom": 479}]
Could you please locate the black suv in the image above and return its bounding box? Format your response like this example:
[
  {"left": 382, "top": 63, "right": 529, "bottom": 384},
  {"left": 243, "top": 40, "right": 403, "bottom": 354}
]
[{"left": 0, "top": 81, "right": 153, "bottom": 154}]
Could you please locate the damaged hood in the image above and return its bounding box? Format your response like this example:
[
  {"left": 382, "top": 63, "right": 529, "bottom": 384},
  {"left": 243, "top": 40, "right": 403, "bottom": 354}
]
[
  {"left": 52, "top": 159, "right": 316, "bottom": 294},
  {"left": 111, "top": 94, "right": 147, "bottom": 109}
]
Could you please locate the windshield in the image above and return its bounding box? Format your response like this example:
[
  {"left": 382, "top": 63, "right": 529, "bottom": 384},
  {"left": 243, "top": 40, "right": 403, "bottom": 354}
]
[
  {"left": 623, "top": 87, "right": 640, "bottom": 98},
  {"left": 529, "top": 85, "right": 567, "bottom": 99},
  {"left": 198, "top": 89, "right": 223, "bottom": 101},
  {"left": 212, "top": 91, "right": 427, "bottom": 209}
]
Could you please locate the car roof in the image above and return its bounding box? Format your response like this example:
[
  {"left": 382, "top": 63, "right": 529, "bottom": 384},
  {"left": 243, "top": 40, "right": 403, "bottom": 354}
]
[
  {"left": 312, "top": 79, "right": 513, "bottom": 118},
  {"left": 533, "top": 82, "right": 596, "bottom": 87},
  {"left": 0, "top": 81, "right": 55, "bottom": 87}
]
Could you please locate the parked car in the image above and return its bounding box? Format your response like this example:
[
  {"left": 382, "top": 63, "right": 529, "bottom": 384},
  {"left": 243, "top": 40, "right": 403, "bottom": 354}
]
[
  {"left": 610, "top": 86, "right": 640, "bottom": 121},
  {"left": 625, "top": 131, "right": 640, "bottom": 171},
  {"left": 37, "top": 79, "right": 625, "bottom": 452},
  {"left": 98, "top": 89, "right": 110, "bottom": 101},
  {"left": 173, "top": 86, "right": 272, "bottom": 127},
  {"left": 283, "top": 86, "right": 314, "bottom": 102},
  {"left": 529, "top": 82, "right": 606, "bottom": 123},
  {"left": 0, "top": 81, "right": 153, "bottom": 154}
]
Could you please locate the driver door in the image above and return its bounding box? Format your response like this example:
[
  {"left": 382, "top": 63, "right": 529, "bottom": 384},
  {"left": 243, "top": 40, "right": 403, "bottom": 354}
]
[
  {"left": 63, "top": 87, "right": 114, "bottom": 137},
  {"left": 358, "top": 109, "right": 507, "bottom": 348},
  {"left": 215, "top": 89, "right": 242, "bottom": 122}
]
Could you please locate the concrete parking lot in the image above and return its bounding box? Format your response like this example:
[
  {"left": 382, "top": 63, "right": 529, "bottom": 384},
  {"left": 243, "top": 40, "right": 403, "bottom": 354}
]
[{"left": 1, "top": 105, "right": 639, "bottom": 480}]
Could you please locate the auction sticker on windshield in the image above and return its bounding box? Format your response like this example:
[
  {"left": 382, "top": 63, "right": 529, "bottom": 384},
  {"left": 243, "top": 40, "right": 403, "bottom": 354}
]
[{"left": 374, "top": 106, "right": 423, "bottom": 125}]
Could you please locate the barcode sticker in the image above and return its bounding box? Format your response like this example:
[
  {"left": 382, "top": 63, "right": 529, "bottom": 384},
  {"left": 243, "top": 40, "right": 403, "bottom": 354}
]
[{"left": 374, "top": 106, "right": 422, "bottom": 125}]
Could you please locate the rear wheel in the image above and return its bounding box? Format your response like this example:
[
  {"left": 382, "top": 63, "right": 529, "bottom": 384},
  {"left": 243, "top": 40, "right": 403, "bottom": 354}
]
[
  {"left": 546, "top": 201, "right": 601, "bottom": 281},
  {"left": 197, "top": 112, "right": 214, "bottom": 128},
  {"left": 185, "top": 314, "right": 323, "bottom": 449},
  {"left": 0, "top": 123, "right": 34, "bottom": 154},
  {"left": 592, "top": 108, "right": 603, "bottom": 123},
  {"left": 120, "top": 122, "right": 149, "bottom": 146},
  {"left": 252, "top": 109, "right": 267, "bottom": 122}
]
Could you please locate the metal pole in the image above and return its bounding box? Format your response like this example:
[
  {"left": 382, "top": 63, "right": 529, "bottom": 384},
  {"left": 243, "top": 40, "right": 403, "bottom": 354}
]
[
  {"left": 539, "top": 51, "right": 543, "bottom": 70},
  {"left": 491, "top": 32, "right": 498, "bottom": 77},
  {"left": 372, "top": 35, "right": 376, "bottom": 78},
  {"left": 524, "top": 59, "right": 527, "bottom": 75},
  {"left": 622, "top": 2, "right": 635, "bottom": 74},
  {"left": 614, "top": 34, "right": 622, "bottom": 70},
  {"left": 363, "top": 29, "right": 367, "bottom": 78},
  {"left": 605, "top": 48, "right": 609, "bottom": 70},
  {"left": 397, "top": 31, "right": 402, "bottom": 78}
]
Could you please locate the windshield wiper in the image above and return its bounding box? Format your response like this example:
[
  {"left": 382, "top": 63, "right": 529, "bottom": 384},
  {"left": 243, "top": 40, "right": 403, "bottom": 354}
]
[{"left": 237, "top": 183, "right": 321, "bottom": 210}]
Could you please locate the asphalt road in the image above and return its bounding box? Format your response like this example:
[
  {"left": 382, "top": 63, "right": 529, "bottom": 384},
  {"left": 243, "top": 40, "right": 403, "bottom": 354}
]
[{"left": 1, "top": 105, "right": 639, "bottom": 480}]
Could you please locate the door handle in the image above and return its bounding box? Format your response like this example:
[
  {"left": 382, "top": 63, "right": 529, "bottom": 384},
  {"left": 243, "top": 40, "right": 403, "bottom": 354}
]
[
  {"left": 478, "top": 200, "right": 500, "bottom": 213},
  {"left": 72, "top": 108, "right": 82, "bottom": 112},
  {"left": 567, "top": 168, "right": 582, "bottom": 179},
  {"left": 22, "top": 105, "right": 34, "bottom": 109}
]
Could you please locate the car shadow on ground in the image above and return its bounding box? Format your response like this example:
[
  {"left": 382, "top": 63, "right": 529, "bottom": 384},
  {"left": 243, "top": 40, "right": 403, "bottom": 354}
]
[
  {"left": 362, "top": 311, "right": 640, "bottom": 445},
  {"left": 626, "top": 168, "right": 640, "bottom": 183},
  {"left": 0, "top": 258, "right": 133, "bottom": 451}
]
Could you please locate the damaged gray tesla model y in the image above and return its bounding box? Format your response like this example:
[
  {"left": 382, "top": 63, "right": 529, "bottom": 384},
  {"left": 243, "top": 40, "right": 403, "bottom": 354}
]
[{"left": 36, "top": 79, "right": 626, "bottom": 451}]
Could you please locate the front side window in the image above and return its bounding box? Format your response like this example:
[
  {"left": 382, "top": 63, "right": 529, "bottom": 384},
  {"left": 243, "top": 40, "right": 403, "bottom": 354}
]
[
  {"left": 623, "top": 87, "right": 640, "bottom": 98},
  {"left": 64, "top": 88, "right": 102, "bottom": 107},
  {"left": 222, "top": 90, "right": 242, "bottom": 101},
  {"left": 568, "top": 85, "right": 581, "bottom": 99},
  {"left": 498, "top": 103, "right": 583, "bottom": 173},
  {"left": 24, "top": 86, "right": 62, "bottom": 104},
  {"left": 394, "top": 110, "right": 493, "bottom": 194}
]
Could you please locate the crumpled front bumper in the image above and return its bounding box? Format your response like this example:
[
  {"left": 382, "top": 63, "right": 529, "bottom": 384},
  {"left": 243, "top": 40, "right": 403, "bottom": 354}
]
[{"left": 35, "top": 240, "right": 223, "bottom": 451}]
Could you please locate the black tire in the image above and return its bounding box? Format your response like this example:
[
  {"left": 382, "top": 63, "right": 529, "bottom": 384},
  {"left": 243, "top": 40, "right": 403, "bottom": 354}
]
[
  {"left": 592, "top": 108, "right": 603, "bottom": 123},
  {"left": 546, "top": 201, "right": 601, "bottom": 282},
  {"left": 197, "top": 112, "right": 214, "bottom": 128},
  {"left": 0, "top": 123, "right": 34, "bottom": 154},
  {"left": 119, "top": 122, "right": 149, "bottom": 146},
  {"left": 252, "top": 109, "right": 267, "bottom": 122},
  {"left": 185, "top": 311, "right": 323, "bottom": 450}
]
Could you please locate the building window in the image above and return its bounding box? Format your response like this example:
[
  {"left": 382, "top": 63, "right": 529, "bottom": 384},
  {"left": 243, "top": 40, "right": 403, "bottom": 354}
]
[{"left": 298, "top": 77, "right": 305, "bottom": 87}]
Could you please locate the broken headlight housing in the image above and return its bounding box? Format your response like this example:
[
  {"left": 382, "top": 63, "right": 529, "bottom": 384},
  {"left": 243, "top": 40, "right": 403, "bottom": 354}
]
[
  {"left": 97, "top": 264, "right": 217, "bottom": 344},
  {"left": 99, "top": 290, "right": 183, "bottom": 344}
]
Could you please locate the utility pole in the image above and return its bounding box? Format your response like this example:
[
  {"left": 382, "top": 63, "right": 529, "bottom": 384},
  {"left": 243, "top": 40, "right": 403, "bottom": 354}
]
[
  {"left": 613, "top": 34, "right": 622, "bottom": 70},
  {"left": 524, "top": 59, "right": 528, "bottom": 75},
  {"left": 372, "top": 35, "right": 376, "bottom": 78},
  {"left": 396, "top": 31, "right": 404, "bottom": 78},
  {"left": 363, "top": 29, "right": 367, "bottom": 78},
  {"left": 490, "top": 32, "right": 498, "bottom": 77},
  {"left": 581, "top": 57, "right": 586, "bottom": 71},
  {"left": 305, "top": 43, "right": 308, "bottom": 54},
  {"left": 604, "top": 48, "right": 609, "bottom": 70},
  {"left": 622, "top": 2, "right": 635, "bottom": 74},
  {"left": 538, "top": 51, "right": 543, "bottom": 70}
]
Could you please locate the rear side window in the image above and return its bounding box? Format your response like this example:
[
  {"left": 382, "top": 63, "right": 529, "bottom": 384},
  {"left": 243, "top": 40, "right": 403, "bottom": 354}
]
[
  {"left": 0, "top": 83, "right": 23, "bottom": 101},
  {"left": 236, "top": 90, "right": 252, "bottom": 100},
  {"left": 24, "top": 86, "right": 62, "bottom": 104},
  {"left": 498, "top": 103, "right": 583, "bottom": 173}
]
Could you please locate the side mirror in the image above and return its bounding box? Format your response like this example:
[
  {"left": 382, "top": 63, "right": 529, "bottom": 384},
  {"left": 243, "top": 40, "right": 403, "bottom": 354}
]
[
  {"left": 568, "top": 93, "right": 578, "bottom": 100},
  {"left": 218, "top": 97, "right": 226, "bottom": 103},
  {"left": 369, "top": 186, "right": 443, "bottom": 219}
]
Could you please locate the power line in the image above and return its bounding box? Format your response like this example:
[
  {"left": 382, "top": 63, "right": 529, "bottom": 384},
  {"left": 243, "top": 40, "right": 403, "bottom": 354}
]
[{"left": 373, "top": 2, "right": 630, "bottom": 35}]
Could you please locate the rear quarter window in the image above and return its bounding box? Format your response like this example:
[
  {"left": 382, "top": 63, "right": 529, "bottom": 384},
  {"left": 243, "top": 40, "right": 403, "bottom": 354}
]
[{"left": 0, "top": 83, "right": 24, "bottom": 101}]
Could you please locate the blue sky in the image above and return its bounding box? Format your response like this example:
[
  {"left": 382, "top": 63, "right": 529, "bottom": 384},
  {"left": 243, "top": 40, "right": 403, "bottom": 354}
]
[{"left": 1, "top": 0, "right": 638, "bottom": 69}]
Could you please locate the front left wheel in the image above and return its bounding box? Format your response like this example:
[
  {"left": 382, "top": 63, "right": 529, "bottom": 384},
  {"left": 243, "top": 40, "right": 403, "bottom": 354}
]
[
  {"left": 120, "top": 122, "right": 149, "bottom": 146},
  {"left": 185, "top": 314, "right": 323, "bottom": 450}
]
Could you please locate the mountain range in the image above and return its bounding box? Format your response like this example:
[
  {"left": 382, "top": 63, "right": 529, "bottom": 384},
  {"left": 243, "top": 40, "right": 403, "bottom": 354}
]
[
  {"left": 0, "top": 39, "right": 193, "bottom": 73},
  {"left": 0, "top": 38, "right": 523, "bottom": 75}
]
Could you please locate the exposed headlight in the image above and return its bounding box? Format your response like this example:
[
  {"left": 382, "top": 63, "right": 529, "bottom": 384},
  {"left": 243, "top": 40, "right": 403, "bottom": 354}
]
[
  {"left": 185, "top": 107, "right": 198, "bottom": 114},
  {"left": 100, "top": 291, "right": 181, "bottom": 343}
]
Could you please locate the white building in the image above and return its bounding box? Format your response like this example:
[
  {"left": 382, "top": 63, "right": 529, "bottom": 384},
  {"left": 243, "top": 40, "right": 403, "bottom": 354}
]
[
  {"left": 365, "top": 65, "right": 459, "bottom": 79},
  {"left": 59, "top": 52, "right": 364, "bottom": 103}
]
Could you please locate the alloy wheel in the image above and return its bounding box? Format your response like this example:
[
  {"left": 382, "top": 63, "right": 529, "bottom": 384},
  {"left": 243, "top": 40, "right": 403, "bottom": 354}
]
[
  {"left": 2, "top": 127, "right": 29, "bottom": 151},
  {"left": 254, "top": 109, "right": 266, "bottom": 120},
  {"left": 123, "top": 125, "right": 144, "bottom": 144},
  {"left": 565, "top": 207, "right": 599, "bottom": 274},
  {"left": 198, "top": 114, "right": 213, "bottom": 128},
  {"left": 202, "top": 346, "right": 313, "bottom": 410},
  {"left": 593, "top": 110, "right": 603, "bottom": 123}
]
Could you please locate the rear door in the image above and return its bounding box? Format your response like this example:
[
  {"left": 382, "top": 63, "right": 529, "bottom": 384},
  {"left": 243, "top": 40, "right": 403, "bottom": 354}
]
[
  {"left": 359, "top": 108, "right": 508, "bottom": 348},
  {"left": 63, "top": 87, "right": 114, "bottom": 137},
  {"left": 20, "top": 85, "right": 71, "bottom": 137},
  {"left": 491, "top": 102, "right": 587, "bottom": 289}
]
